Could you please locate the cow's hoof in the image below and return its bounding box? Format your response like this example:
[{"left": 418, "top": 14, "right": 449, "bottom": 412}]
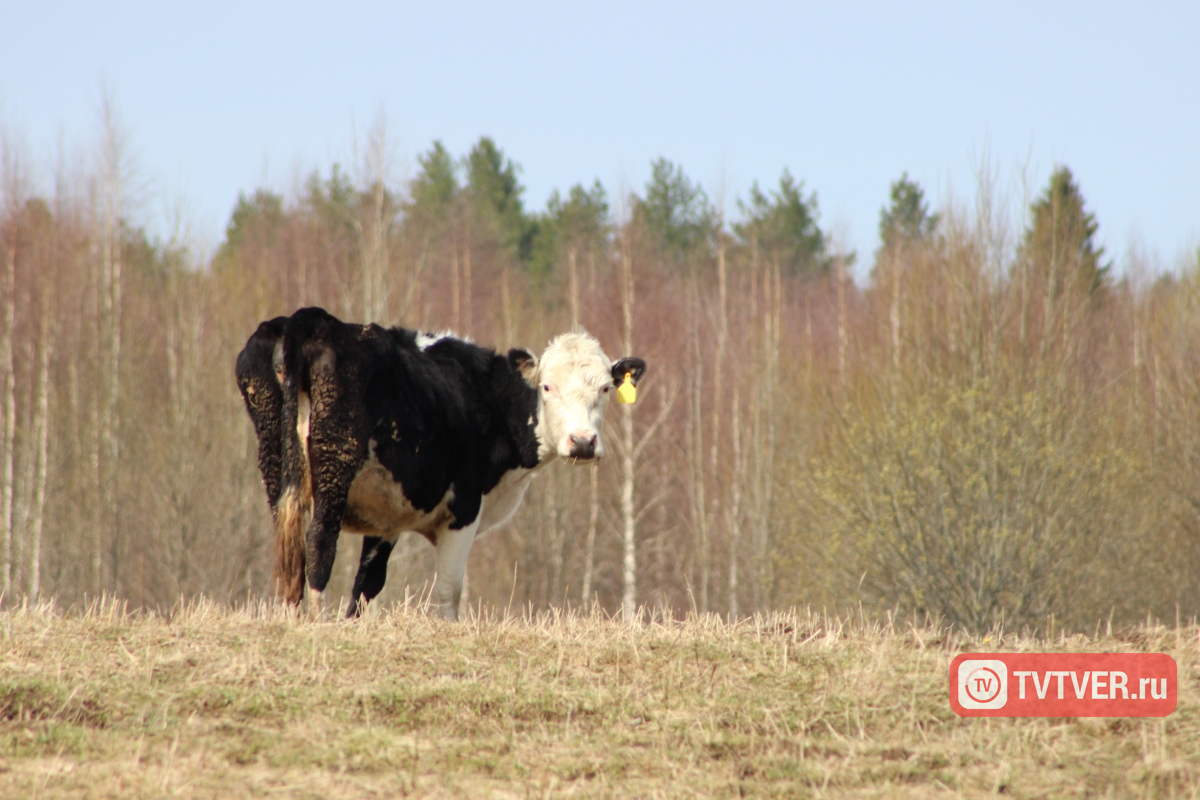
[{"left": 307, "top": 589, "right": 324, "bottom": 620}]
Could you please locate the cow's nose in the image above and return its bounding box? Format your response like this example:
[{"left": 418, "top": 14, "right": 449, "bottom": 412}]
[{"left": 568, "top": 433, "right": 597, "bottom": 460}]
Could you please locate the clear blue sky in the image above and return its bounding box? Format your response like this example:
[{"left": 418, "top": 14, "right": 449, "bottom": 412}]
[{"left": 2, "top": 2, "right": 1197, "bottom": 272}]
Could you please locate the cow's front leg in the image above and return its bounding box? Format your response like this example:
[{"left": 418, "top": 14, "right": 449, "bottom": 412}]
[
  {"left": 432, "top": 522, "right": 479, "bottom": 621},
  {"left": 348, "top": 535, "right": 396, "bottom": 618}
]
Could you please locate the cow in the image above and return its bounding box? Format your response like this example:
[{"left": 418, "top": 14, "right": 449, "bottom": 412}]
[{"left": 236, "top": 306, "right": 645, "bottom": 620}]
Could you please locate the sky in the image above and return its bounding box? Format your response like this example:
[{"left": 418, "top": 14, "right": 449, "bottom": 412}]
[{"left": 2, "top": 2, "right": 1197, "bottom": 273}]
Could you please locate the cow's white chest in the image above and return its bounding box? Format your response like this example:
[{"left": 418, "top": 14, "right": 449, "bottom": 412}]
[{"left": 478, "top": 467, "right": 539, "bottom": 534}]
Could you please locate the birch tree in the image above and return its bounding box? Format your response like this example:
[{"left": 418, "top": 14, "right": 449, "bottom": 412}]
[
  {"left": 0, "top": 130, "right": 26, "bottom": 601},
  {"left": 94, "top": 95, "right": 133, "bottom": 595},
  {"left": 27, "top": 289, "right": 52, "bottom": 601},
  {"left": 353, "top": 113, "right": 396, "bottom": 323}
]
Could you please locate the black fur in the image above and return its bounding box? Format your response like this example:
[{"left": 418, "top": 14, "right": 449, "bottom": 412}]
[
  {"left": 611, "top": 357, "right": 647, "bottom": 387},
  {"left": 235, "top": 317, "right": 289, "bottom": 513}
]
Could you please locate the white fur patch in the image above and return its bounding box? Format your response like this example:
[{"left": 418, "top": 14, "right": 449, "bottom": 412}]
[
  {"left": 296, "top": 392, "right": 312, "bottom": 463},
  {"left": 415, "top": 330, "right": 466, "bottom": 351},
  {"left": 534, "top": 331, "right": 616, "bottom": 460}
]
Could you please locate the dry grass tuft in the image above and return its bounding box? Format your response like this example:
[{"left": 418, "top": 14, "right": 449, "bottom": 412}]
[{"left": 1, "top": 599, "right": 1197, "bottom": 797}]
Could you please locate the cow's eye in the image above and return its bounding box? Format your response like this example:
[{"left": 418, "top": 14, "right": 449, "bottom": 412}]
[
  {"left": 542, "top": 384, "right": 552, "bottom": 394},
  {"left": 602, "top": 385, "right": 611, "bottom": 393}
]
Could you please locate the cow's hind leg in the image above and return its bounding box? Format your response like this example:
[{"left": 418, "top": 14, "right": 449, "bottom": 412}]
[
  {"left": 301, "top": 339, "right": 368, "bottom": 617},
  {"left": 235, "top": 317, "right": 288, "bottom": 511},
  {"left": 348, "top": 535, "right": 395, "bottom": 618},
  {"left": 237, "top": 317, "right": 304, "bottom": 604},
  {"left": 303, "top": 454, "right": 358, "bottom": 618}
]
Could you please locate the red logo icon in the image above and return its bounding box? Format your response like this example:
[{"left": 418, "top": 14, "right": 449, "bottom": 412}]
[
  {"left": 950, "top": 653, "right": 1176, "bottom": 717},
  {"left": 964, "top": 666, "right": 1002, "bottom": 703}
]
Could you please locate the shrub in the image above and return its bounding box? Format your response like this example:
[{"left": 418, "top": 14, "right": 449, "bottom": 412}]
[{"left": 807, "top": 375, "right": 1140, "bottom": 633}]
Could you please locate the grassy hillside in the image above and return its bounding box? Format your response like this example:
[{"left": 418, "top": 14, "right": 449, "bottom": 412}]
[{"left": 1, "top": 600, "right": 1197, "bottom": 798}]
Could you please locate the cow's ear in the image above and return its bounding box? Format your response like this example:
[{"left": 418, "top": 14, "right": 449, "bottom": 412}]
[
  {"left": 611, "top": 357, "right": 646, "bottom": 386},
  {"left": 508, "top": 348, "right": 539, "bottom": 386}
]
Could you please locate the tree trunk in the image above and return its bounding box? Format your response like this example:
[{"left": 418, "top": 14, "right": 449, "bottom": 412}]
[
  {"left": 836, "top": 254, "right": 846, "bottom": 393},
  {"left": 451, "top": 242, "right": 461, "bottom": 330},
  {"left": 87, "top": 95, "right": 131, "bottom": 599},
  {"left": 547, "top": 475, "right": 564, "bottom": 607},
  {"left": 688, "top": 284, "right": 709, "bottom": 612},
  {"left": 0, "top": 239, "right": 15, "bottom": 602},
  {"left": 28, "top": 292, "right": 52, "bottom": 601},
  {"left": 357, "top": 115, "right": 390, "bottom": 323},
  {"left": 752, "top": 258, "right": 780, "bottom": 611},
  {"left": 619, "top": 246, "right": 637, "bottom": 622},
  {"left": 728, "top": 381, "right": 742, "bottom": 619},
  {"left": 620, "top": 405, "right": 636, "bottom": 621},
  {"left": 501, "top": 265, "right": 514, "bottom": 343},
  {"left": 581, "top": 467, "right": 598, "bottom": 607},
  {"left": 568, "top": 247, "right": 579, "bottom": 328},
  {"left": 463, "top": 241, "right": 473, "bottom": 331}
]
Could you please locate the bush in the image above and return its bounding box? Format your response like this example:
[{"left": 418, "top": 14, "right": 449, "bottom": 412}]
[{"left": 806, "top": 375, "right": 1140, "bottom": 633}]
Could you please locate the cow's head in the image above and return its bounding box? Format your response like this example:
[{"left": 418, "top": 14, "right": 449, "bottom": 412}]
[{"left": 509, "top": 332, "right": 646, "bottom": 462}]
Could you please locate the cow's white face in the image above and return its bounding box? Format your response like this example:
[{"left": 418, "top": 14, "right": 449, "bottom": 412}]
[{"left": 522, "top": 332, "right": 644, "bottom": 462}]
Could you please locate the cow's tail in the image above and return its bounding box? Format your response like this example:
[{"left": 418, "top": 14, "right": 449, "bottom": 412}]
[
  {"left": 273, "top": 484, "right": 307, "bottom": 604},
  {"left": 274, "top": 374, "right": 312, "bottom": 605},
  {"left": 274, "top": 398, "right": 311, "bottom": 604}
]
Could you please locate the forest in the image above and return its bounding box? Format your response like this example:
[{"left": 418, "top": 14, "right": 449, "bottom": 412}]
[{"left": 2, "top": 108, "right": 1199, "bottom": 634}]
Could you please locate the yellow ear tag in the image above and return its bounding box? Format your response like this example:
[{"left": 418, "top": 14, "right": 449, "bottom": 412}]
[{"left": 617, "top": 372, "right": 637, "bottom": 404}]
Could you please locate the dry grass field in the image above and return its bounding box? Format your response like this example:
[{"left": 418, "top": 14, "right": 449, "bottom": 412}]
[{"left": 1, "top": 599, "right": 1198, "bottom": 799}]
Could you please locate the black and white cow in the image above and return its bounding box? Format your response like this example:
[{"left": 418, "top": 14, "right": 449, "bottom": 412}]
[{"left": 236, "top": 306, "right": 645, "bottom": 620}]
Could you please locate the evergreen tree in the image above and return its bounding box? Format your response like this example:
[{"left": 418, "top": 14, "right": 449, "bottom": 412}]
[
  {"left": 635, "top": 158, "right": 712, "bottom": 263},
  {"left": 1022, "top": 166, "right": 1108, "bottom": 294},
  {"left": 735, "top": 169, "right": 828, "bottom": 278},
  {"left": 465, "top": 137, "right": 534, "bottom": 262},
  {"left": 300, "top": 165, "right": 361, "bottom": 267},
  {"left": 407, "top": 141, "right": 459, "bottom": 222},
  {"left": 401, "top": 140, "right": 461, "bottom": 260},
  {"left": 213, "top": 188, "right": 284, "bottom": 270},
  {"left": 530, "top": 180, "right": 609, "bottom": 279},
  {"left": 879, "top": 172, "right": 938, "bottom": 249}
]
